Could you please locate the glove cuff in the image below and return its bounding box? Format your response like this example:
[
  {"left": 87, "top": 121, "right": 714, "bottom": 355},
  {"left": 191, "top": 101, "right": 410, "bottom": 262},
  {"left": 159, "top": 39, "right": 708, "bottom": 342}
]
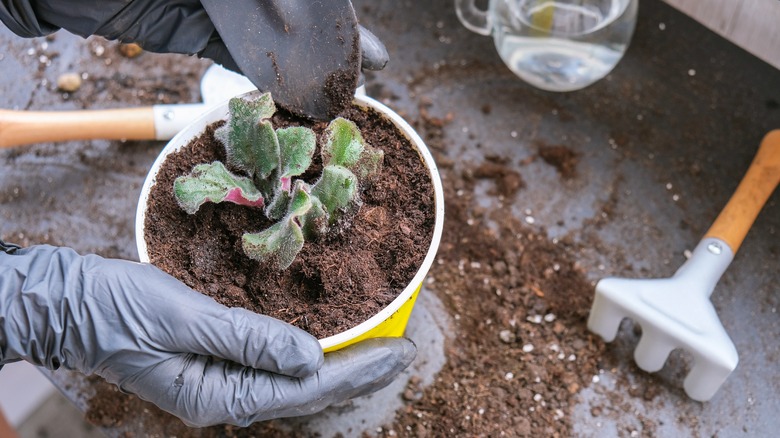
[
  {"left": 0, "top": 3, "right": 59, "bottom": 38},
  {"left": 0, "top": 239, "right": 21, "bottom": 254},
  {"left": 0, "top": 245, "right": 89, "bottom": 370}
]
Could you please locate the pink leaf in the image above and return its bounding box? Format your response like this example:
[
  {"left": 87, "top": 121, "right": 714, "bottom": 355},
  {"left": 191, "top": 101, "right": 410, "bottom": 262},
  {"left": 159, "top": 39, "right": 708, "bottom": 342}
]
[
  {"left": 280, "top": 176, "right": 292, "bottom": 192},
  {"left": 224, "top": 187, "right": 264, "bottom": 208}
]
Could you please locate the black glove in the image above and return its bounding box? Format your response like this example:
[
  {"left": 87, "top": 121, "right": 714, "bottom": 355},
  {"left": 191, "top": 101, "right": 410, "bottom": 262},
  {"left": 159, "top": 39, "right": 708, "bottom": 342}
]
[
  {"left": 0, "top": 0, "right": 388, "bottom": 72},
  {"left": 0, "top": 243, "right": 416, "bottom": 427}
]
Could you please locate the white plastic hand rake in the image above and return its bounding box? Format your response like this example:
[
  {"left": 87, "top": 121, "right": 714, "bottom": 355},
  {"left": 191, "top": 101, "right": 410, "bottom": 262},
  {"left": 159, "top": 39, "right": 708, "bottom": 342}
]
[{"left": 587, "top": 130, "right": 780, "bottom": 401}]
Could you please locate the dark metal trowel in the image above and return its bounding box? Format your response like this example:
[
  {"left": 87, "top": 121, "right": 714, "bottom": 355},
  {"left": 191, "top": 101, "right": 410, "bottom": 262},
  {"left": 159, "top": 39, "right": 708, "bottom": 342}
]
[{"left": 199, "top": 0, "right": 361, "bottom": 121}]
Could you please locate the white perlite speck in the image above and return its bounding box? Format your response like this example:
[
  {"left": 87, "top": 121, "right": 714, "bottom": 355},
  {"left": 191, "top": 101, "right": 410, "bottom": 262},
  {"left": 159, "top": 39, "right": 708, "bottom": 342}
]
[{"left": 527, "top": 315, "right": 543, "bottom": 324}]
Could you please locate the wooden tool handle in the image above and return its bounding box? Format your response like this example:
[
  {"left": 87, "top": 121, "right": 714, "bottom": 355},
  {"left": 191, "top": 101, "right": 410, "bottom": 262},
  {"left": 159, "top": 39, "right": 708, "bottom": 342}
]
[
  {"left": 0, "top": 406, "right": 19, "bottom": 438},
  {"left": 0, "top": 107, "right": 156, "bottom": 148},
  {"left": 705, "top": 130, "right": 780, "bottom": 253}
]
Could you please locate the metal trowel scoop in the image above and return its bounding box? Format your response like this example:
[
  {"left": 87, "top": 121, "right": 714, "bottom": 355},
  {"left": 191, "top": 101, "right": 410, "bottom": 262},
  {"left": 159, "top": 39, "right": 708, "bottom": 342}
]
[{"left": 199, "top": 0, "right": 361, "bottom": 120}]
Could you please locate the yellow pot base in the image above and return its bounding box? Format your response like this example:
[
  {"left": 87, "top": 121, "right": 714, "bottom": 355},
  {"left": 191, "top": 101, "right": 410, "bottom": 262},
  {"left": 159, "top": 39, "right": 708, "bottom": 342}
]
[{"left": 322, "top": 283, "right": 423, "bottom": 353}]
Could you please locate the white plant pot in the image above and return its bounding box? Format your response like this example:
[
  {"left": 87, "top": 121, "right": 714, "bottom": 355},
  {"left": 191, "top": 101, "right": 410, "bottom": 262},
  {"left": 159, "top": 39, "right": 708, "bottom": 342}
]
[{"left": 135, "top": 92, "right": 444, "bottom": 352}]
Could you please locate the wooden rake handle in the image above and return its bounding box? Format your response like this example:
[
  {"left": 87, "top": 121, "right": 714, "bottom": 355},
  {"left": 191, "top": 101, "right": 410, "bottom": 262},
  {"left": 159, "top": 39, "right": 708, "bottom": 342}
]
[
  {"left": 0, "top": 406, "right": 18, "bottom": 438},
  {"left": 0, "top": 108, "right": 156, "bottom": 148},
  {"left": 705, "top": 130, "right": 780, "bottom": 253}
]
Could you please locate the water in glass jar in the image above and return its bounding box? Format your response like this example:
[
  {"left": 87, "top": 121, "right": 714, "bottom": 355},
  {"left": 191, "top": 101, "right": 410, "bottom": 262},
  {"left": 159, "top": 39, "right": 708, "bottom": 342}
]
[{"left": 493, "top": 0, "right": 636, "bottom": 92}]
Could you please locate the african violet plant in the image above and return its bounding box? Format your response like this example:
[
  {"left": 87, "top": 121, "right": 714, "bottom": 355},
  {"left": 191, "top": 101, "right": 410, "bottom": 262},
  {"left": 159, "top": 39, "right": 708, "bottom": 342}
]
[{"left": 173, "top": 92, "right": 383, "bottom": 270}]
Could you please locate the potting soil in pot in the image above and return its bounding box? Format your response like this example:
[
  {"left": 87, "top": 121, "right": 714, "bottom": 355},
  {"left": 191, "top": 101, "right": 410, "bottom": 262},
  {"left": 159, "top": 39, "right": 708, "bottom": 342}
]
[{"left": 143, "top": 104, "right": 436, "bottom": 339}]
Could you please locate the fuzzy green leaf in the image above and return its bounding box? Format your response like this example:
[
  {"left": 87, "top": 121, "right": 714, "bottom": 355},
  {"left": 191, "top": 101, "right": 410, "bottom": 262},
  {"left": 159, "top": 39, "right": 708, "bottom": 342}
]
[
  {"left": 242, "top": 220, "right": 303, "bottom": 270},
  {"left": 242, "top": 182, "right": 312, "bottom": 270},
  {"left": 173, "top": 162, "right": 264, "bottom": 214},
  {"left": 277, "top": 126, "right": 316, "bottom": 180},
  {"left": 322, "top": 117, "right": 363, "bottom": 168},
  {"left": 241, "top": 92, "right": 276, "bottom": 119},
  {"left": 301, "top": 196, "right": 329, "bottom": 238},
  {"left": 287, "top": 180, "right": 313, "bottom": 217},
  {"left": 215, "top": 95, "right": 279, "bottom": 180},
  {"left": 264, "top": 187, "right": 290, "bottom": 221},
  {"left": 354, "top": 146, "right": 384, "bottom": 180},
  {"left": 311, "top": 165, "right": 358, "bottom": 223},
  {"left": 322, "top": 117, "right": 384, "bottom": 179}
]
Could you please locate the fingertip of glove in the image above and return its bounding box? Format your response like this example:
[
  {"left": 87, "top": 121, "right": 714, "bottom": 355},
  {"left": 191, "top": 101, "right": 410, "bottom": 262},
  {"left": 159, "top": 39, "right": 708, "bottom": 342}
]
[
  {"left": 287, "top": 335, "right": 325, "bottom": 378},
  {"left": 391, "top": 337, "right": 417, "bottom": 369},
  {"left": 358, "top": 25, "right": 389, "bottom": 71},
  {"left": 344, "top": 338, "right": 417, "bottom": 395},
  {"left": 347, "top": 337, "right": 417, "bottom": 372},
  {"left": 273, "top": 319, "right": 324, "bottom": 378},
  {"left": 370, "top": 337, "right": 415, "bottom": 361},
  {"left": 225, "top": 309, "right": 323, "bottom": 378}
]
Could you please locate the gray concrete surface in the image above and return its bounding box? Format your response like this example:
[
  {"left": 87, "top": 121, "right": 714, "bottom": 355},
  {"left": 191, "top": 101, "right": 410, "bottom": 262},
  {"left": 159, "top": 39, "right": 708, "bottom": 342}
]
[
  {"left": 1, "top": 0, "right": 778, "bottom": 436},
  {"left": 17, "top": 391, "right": 104, "bottom": 438}
]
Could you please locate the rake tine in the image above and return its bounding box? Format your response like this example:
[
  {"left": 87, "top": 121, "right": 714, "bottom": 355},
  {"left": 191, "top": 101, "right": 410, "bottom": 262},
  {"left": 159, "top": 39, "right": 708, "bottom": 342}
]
[
  {"left": 586, "top": 287, "right": 625, "bottom": 342},
  {"left": 684, "top": 356, "right": 737, "bottom": 402},
  {"left": 633, "top": 331, "right": 676, "bottom": 373}
]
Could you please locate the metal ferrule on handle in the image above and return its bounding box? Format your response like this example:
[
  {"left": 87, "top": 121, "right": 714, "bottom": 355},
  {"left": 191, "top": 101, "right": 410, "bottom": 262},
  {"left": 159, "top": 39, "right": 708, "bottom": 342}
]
[
  {"left": 152, "top": 103, "right": 211, "bottom": 140},
  {"left": 671, "top": 237, "right": 734, "bottom": 300}
]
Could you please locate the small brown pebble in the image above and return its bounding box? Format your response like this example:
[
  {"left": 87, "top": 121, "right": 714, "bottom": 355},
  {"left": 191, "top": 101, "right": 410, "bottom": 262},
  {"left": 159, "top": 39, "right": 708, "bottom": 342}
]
[
  {"left": 56, "top": 73, "right": 82, "bottom": 92},
  {"left": 119, "top": 43, "right": 143, "bottom": 58}
]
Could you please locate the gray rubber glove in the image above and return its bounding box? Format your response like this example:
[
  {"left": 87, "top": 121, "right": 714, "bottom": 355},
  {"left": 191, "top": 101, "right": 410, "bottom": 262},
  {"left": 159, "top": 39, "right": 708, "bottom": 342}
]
[
  {"left": 0, "top": 243, "right": 416, "bottom": 427},
  {"left": 0, "top": 0, "right": 389, "bottom": 73}
]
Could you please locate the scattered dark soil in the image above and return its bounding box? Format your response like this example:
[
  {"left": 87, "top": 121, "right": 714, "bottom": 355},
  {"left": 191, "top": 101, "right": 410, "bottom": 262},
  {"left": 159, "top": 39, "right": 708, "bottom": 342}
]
[
  {"left": 471, "top": 156, "right": 526, "bottom": 198},
  {"left": 381, "top": 191, "right": 604, "bottom": 437},
  {"left": 143, "top": 102, "right": 435, "bottom": 340},
  {"left": 536, "top": 141, "right": 581, "bottom": 180},
  {"left": 371, "top": 108, "right": 606, "bottom": 437}
]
